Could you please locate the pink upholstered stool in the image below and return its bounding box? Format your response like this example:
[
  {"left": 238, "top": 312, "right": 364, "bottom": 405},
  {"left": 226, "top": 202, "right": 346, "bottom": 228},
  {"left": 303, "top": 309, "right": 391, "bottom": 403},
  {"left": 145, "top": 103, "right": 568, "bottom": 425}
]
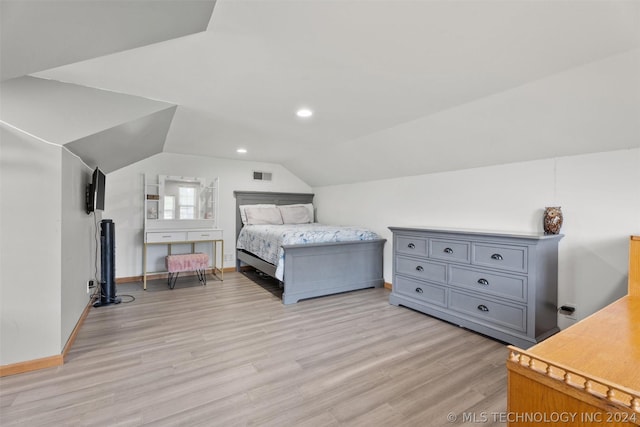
[{"left": 165, "top": 253, "right": 209, "bottom": 289}]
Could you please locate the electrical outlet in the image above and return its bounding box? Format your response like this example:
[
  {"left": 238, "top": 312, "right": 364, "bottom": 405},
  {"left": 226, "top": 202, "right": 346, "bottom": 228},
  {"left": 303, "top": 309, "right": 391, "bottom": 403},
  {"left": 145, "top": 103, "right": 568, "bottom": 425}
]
[
  {"left": 559, "top": 303, "right": 576, "bottom": 320},
  {"left": 87, "top": 280, "right": 94, "bottom": 294}
]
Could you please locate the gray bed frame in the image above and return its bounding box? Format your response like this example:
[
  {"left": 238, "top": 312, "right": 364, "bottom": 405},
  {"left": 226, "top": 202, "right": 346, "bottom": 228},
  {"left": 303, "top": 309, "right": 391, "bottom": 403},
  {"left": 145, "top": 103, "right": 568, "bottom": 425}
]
[{"left": 234, "top": 191, "right": 386, "bottom": 304}]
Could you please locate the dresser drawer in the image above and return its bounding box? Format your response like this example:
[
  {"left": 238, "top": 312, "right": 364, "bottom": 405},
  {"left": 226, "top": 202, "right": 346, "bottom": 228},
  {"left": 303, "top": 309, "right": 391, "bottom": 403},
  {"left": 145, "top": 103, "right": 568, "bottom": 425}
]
[
  {"left": 396, "top": 256, "right": 446, "bottom": 283},
  {"left": 449, "top": 266, "right": 527, "bottom": 302},
  {"left": 394, "top": 276, "right": 447, "bottom": 308},
  {"left": 187, "top": 230, "right": 222, "bottom": 241},
  {"left": 429, "top": 239, "right": 470, "bottom": 263},
  {"left": 396, "top": 236, "right": 427, "bottom": 256},
  {"left": 449, "top": 290, "right": 526, "bottom": 332},
  {"left": 146, "top": 231, "right": 187, "bottom": 243},
  {"left": 472, "top": 243, "right": 527, "bottom": 273}
]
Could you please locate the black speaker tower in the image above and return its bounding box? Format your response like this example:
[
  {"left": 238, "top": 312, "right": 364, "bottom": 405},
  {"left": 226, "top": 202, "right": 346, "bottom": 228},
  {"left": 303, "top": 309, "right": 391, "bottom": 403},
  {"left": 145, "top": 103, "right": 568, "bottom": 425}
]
[{"left": 94, "top": 219, "right": 121, "bottom": 307}]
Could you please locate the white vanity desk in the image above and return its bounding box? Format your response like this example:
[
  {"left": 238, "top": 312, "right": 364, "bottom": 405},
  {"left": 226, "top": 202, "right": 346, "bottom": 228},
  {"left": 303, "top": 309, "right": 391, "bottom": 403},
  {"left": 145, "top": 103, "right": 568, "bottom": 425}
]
[{"left": 142, "top": 174, "right": 222, "bottom": 290}]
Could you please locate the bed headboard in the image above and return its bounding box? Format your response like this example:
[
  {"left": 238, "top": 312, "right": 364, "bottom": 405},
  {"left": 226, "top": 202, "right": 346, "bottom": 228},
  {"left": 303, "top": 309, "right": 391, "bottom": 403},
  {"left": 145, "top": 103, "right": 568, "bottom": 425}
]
[{"left": 233, "top": 191, "right": 315, "bottom": 239}]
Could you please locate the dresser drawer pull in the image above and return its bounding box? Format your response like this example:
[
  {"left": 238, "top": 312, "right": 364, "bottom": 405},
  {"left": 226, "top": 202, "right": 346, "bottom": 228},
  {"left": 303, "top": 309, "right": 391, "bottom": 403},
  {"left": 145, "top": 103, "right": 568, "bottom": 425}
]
[
  {"left": 407, "top": 243, "right": 415, "bottom": 249},
  {"left": 415, "top": 265, "right": 424, "bottom": 272},
  {"left": 477, "top": 304, "right": 489, "bottom": 312},
  {"left": 491, "top": 253, "right": 503, "bottom": 260},
  {"left": 415, "top": 287, "right": 424, "bottom": 294},
  {"left": 477, "top": 278, "right": 489, "bottom": 286},
  {"left": 444, "top": 247, "right": 453, "bottom": 254}
]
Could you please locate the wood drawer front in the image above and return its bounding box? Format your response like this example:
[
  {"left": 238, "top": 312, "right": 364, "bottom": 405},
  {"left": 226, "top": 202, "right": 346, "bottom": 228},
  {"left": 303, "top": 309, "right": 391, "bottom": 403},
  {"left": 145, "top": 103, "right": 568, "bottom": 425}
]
[
  {"left": 449, "top": 266, "right": 527, "bottom": 302},
  {"left": 449, "top": 290, "right": 526, "bottom": 332},
  {"left": 396, "top": 256, "right": 446, "bottom": 283},
  {"left": 187, "top": 230, "right": 222, "bottom": 241},
  {"left": 429, "top": 239, "right": 470, "bottom": 263},
  {"left": 394, "top": 276, "right": 447, "bottom": 307},
  {"left": 146, "top": 231, "right": 187, "bottom": 243},
  {"left": 396, "top": 236, "right": 427, "bottom": 256},
  {"left": 472, "top": 243, "right": 527, "bottom": 273}
]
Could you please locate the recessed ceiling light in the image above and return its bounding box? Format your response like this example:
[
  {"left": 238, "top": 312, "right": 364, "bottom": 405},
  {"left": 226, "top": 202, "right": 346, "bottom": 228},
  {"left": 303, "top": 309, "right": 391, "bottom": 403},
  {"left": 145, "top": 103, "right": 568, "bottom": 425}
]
[
  {"left": 296, "top": 108, "right": 313, "bottom": 118},
  {"left": 237, "top": 148, "right": 247, "bottom": 154}
]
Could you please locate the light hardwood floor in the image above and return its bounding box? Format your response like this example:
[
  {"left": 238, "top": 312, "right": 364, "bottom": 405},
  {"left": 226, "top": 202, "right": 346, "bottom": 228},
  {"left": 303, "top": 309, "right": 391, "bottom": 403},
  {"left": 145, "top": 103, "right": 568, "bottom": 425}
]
[{"left": 0, "top": 271, "right": 507, "bottom": 426}]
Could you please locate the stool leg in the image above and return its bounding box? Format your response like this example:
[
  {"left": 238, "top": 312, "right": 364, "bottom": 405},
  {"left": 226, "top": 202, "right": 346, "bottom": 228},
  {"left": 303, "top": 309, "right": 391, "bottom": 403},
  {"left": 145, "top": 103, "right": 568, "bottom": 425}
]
[
  {"left": 196, "top": 269, "right": 207, "bottom": 286},
  {"left": 168, "top": 272, "right": 179, "bottom": 289}
]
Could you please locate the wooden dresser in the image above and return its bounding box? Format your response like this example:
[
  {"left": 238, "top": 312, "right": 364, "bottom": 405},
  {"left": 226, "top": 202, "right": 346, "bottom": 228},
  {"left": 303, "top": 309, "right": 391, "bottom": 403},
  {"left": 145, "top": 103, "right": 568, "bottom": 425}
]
[
  {"left": 507, "top": 235, "right": 640, "bottom": 426},
  {"left": 389, "top": 227, "right": 563, "bottom": 349}
]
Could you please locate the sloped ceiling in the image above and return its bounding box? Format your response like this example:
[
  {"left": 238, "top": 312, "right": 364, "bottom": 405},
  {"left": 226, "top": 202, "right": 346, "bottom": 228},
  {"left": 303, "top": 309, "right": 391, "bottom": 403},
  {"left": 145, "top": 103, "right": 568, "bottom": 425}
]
[
  {"left": 0, "top": 0, "right": 214, "bottom": 171},
  {"left": 3, "top": 1, "right": 640, "bottom": 185},
  {"left": 0, "top": 76, "right": 177, "bottom": 172},
  {"left": 0, "top": 0, "right": 216, "bottom": 80}
]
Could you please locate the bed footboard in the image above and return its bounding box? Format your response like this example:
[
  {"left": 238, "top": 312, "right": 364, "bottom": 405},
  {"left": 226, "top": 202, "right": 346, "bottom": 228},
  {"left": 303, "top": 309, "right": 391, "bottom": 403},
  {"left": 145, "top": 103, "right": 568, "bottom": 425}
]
[{"left": 281, "top": 239, "right": 385, "bottom": 304}]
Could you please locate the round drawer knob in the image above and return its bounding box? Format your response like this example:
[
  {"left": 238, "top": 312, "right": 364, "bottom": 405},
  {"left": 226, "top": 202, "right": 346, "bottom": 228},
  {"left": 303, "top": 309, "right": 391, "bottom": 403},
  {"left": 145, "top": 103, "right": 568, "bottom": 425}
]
[
  {"left": 416, "top": 265, "right": 424, "bottom": 272},
  {"left": 408, "top": 243, "right": 415, "bottom": 249},
  {"left": 477, "top": 278, "right": 489, "bottom": 286},
  {"left": 444, "top": 247, "right": 453, "bottom": 254},
  {"left": 477, "top": 304, "right": 489, "bottom": 312},
  {"left": 415, "top": 287, "right": 423, "bottom": 294}
]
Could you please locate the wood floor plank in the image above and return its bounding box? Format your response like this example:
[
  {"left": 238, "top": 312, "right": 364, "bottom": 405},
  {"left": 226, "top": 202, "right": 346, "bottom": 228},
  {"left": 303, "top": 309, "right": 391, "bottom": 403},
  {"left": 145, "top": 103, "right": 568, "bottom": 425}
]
[{"left": 0, "top": 271, "right": 507, "bottom": 426}]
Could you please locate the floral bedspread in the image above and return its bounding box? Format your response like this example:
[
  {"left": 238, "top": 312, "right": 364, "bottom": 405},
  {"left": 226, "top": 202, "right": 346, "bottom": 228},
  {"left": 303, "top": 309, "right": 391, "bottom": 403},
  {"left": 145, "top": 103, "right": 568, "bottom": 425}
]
[{"left": 236, "top": 223, "right": 381, "bottom": 280}]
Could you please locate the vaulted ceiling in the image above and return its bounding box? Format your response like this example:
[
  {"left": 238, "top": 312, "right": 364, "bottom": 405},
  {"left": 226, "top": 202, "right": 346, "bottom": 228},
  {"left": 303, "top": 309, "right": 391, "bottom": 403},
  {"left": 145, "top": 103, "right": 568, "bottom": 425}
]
[{"left": 2, "top": 0, "right": 639, "bottom": 185}]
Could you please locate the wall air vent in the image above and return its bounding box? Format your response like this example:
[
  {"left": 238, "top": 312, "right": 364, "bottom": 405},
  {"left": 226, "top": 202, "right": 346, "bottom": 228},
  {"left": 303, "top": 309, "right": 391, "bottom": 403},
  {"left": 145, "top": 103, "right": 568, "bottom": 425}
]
[{"left": 253, "top": 171, "right": 273, "bottom": 181}]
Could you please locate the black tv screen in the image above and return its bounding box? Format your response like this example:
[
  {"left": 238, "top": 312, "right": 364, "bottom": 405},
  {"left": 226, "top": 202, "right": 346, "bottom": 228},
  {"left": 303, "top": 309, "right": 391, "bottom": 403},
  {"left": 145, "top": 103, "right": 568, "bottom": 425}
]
[{"left": 86, "top": 167, "right": 106, "bottom": 214}]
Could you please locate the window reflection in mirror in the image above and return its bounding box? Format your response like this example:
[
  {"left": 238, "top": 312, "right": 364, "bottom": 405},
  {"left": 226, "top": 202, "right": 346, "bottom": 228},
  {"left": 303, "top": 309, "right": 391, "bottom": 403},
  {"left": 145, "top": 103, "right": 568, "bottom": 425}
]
[
  {"left": 163, "top": 195, "right": 175, "bottom": 219},
  {"left": 159, "top": 175, "right": 212, "bottom": 220}
]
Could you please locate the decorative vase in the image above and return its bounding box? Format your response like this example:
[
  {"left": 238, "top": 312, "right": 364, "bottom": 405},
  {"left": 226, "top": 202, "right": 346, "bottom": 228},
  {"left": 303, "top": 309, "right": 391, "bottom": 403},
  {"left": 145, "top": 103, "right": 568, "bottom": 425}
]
[{"left": 543, "top": 207, "right": 563, "bottom": 235}]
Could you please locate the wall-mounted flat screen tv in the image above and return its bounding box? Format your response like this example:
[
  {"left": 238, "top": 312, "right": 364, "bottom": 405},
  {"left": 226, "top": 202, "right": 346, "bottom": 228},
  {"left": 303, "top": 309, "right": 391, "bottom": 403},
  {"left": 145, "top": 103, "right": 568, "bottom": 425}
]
[{"left": 86, "top": 167, "right": 106, "bottom": 214}]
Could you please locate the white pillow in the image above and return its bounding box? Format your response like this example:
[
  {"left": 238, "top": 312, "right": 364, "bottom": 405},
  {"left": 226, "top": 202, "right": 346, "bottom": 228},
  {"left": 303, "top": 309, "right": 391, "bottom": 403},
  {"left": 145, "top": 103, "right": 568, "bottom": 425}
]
[
  {"left": 244, "top": 207, "right": 284, "bottom": 225},
  {"left": 279, "top": 205, "right": 312, "bottom": 224},
  {"left": 239, "top": 204, "right": 276, "bottom": 225},
  {"left": 279, "top": 203, "right": 314, "bottom": 222}
]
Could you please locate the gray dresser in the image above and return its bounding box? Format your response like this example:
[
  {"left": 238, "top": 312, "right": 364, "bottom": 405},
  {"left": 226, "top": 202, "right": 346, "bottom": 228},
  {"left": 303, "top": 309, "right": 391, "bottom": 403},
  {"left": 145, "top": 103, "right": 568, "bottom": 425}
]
[{"left": 389, "top": 227, "right": 563, "bottom": 348}]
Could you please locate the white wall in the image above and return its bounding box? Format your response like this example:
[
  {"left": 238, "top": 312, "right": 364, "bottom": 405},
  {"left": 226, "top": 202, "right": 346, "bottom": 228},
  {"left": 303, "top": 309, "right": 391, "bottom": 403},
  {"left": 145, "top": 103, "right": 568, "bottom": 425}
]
[
  {"left": 1, "top": 125, "right": 62, "bottom": 365},
  {"left": 313, "top": 148, "right": 640, "bottom": 328},
  {"left": 0, "top": 124, "right": 95, "bottom": 366},
  {"left": 104, "top": 152, "right": 311, "bottom": 278},
  {"left": 60, "top": 149, "right": 97, "bottom": 349}
]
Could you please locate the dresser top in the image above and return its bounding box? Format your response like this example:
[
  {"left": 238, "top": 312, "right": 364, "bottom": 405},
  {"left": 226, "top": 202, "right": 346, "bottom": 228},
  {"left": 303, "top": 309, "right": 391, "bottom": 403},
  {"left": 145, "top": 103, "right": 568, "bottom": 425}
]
[
  {"left": 528, "top": 295, "right": 640, "bottom": 391},
  {"left": 388, "top": 226, "right": 564, "bottom": 241}
]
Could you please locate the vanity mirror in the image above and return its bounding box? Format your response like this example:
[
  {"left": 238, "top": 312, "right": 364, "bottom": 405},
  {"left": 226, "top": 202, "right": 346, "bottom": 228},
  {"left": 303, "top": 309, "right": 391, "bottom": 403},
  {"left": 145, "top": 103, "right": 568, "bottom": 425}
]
[
  {"left": 144, "top": 174, "right": 218, "bottom": 225},
  {"left": 158, "top": 175, "right": 214, "bottom": 220}
]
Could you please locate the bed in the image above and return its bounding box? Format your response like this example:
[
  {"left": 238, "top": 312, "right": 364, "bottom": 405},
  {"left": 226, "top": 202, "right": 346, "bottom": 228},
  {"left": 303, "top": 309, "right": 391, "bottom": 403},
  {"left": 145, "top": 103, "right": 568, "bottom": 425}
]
[{"left": 234, "top": 191, "right": 386, "bottom": 304}]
